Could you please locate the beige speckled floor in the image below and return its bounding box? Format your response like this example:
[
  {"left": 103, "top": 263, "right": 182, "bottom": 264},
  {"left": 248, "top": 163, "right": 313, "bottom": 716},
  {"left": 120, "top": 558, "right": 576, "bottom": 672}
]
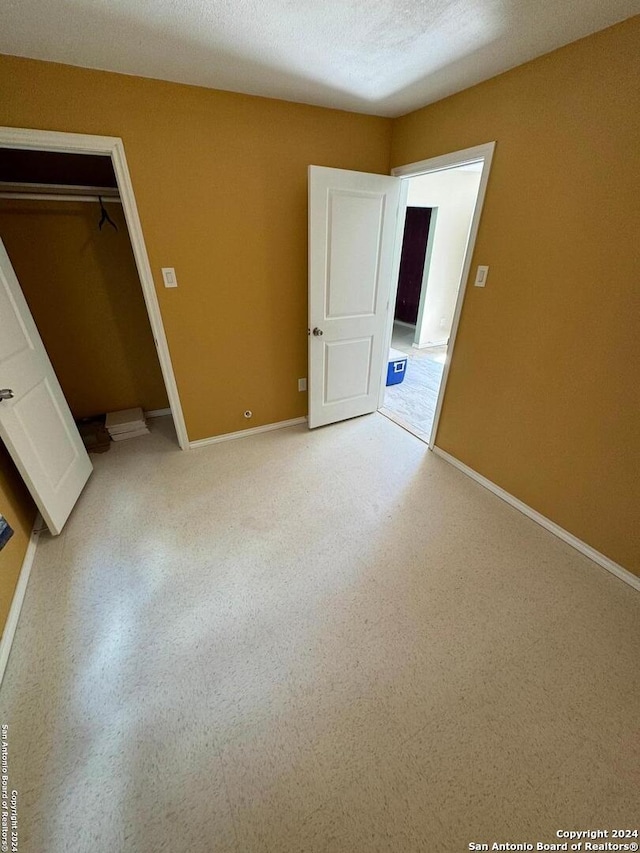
[
  {"left": 380, "top": 323, "right": 447, "bottom": 442},
  {"left": 1, "top": 415, "right": 638, "bottom": 852}
]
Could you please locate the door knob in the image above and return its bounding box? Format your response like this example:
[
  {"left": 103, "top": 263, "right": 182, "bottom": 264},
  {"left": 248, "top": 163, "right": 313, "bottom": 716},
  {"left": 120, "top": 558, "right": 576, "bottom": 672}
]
[
  {"left": 312, "top": 327, "right": 324, "bottom": 336},
  {"left": 0, "top": 389, "right": 14, "bottom": 401}
]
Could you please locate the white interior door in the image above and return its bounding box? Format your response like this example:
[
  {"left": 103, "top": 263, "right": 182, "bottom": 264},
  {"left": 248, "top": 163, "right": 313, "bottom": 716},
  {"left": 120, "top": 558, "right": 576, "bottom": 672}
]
[
  {"left": 0, "top": 238, "right": 92, "bottom": 535},
  {"left": 308, "top": 166, "right": 401, "bottom": 429}
]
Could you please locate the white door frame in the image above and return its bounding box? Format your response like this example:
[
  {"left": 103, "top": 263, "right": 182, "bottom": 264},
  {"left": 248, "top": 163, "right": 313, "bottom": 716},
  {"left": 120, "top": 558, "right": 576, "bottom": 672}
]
[
  {"left": 0, "top": 126, "right": 189, "bottom": 450},
  {"left": 378, "top": 141, "right": 495, "bottom": 449},
  {"left": 413, "top": 206, "right": 439, "bottom": 347}
]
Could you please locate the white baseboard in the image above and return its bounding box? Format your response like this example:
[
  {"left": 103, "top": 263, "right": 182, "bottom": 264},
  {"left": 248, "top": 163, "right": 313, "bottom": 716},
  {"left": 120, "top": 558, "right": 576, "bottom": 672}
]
[
  {"left": 189, "top": 417, "right": 307, "bottom": 449},
  {"left": 0, "top": 513, "right": 42, "bottom": 685},
  {"left": 432, "top": 446, "right": 640, "bottom": 593},
  {"left": 144, "top": 408, "right": 172, "bottom": 419}
]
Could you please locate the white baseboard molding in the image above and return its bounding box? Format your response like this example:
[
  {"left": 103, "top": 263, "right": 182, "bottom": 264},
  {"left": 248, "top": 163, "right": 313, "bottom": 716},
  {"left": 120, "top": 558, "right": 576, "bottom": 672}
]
[
  {"left": 190, "top": 417, "right": 307, "bottom": 449},
  {"left": 0, "top": 513, "right": 42, "bottom": 685},
  {"left": 432, "top": 446, "right": 640, "bottom": 593},
  {"left": 144, "top": 408, "right": 172, "bottom": 419}
]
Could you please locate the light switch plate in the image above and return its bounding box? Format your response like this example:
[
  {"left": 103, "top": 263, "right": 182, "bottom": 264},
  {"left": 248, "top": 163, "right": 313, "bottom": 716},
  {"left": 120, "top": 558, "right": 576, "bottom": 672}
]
[
  {"left": 298, "top": 378, "right": 307, "bottom": 392},
  {"left": 161, "top": 267, "right": 178, "bottom": 288},
  {"left": 474, "top": 265, "right": 489, "bottom": 287}
]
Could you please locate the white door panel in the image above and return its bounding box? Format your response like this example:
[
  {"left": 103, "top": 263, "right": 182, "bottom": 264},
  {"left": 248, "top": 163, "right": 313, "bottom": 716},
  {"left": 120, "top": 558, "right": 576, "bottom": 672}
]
[
  {"left": 0, "top": 238, "right": 92, "bottom": 534},
  {"left": 325, "top": 190, "right": 384, "bottom": 317},
  {"left": 324, "top": 337, "right": 372, "bottom": 403},
  {"left": 308, "top": 167, "right": 401, "bottom": 429}
]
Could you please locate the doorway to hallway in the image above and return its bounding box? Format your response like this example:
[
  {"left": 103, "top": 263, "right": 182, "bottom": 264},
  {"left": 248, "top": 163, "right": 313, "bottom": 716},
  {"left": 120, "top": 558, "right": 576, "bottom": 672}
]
[
  {"left": 306, "top": 143, "right": 494, "bottom": 442},
  {"left": 379, "top": 156, "right": 487, "bottom": 444},
  {"left": 379, "top": 322, "right": 446, "bottom": 442}
]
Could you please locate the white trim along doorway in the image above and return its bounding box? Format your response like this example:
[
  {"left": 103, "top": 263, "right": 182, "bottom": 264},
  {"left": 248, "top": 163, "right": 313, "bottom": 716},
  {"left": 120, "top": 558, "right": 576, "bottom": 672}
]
[
  {"left": 377, "top": 142, "right": 495, "bottom": 448},
  {"left": 0, "top": 125, "right": 189, "bottom": 450}
]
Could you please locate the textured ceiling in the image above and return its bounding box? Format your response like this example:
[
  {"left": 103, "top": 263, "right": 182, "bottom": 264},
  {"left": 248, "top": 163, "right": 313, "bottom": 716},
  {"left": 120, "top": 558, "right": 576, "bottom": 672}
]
[{"left": 1, "top": 0, "right": 639, "bottom": 116}]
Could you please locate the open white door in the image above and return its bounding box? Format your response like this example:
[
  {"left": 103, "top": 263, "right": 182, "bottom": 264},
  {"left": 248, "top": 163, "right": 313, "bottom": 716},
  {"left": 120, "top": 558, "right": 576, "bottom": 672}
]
[
  {"left": 308, "top": 166, "right": 401, "bottom": 429},
  {"left": 0, "top": 238, "right": 92, "bottom": 534}
]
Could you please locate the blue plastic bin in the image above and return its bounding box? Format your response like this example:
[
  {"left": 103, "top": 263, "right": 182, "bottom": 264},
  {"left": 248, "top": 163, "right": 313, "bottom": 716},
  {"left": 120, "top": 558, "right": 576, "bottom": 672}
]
[{"left": 386, "top": 348, "right": 408, "bottom": 386}]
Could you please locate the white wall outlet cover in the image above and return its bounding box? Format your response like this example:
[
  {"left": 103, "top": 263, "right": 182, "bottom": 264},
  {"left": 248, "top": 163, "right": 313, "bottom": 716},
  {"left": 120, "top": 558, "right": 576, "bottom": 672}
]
[
  {"left": 474, "top": 265, "right": 489, "bottom": 287},
  {"left": 161, "top": 267, "right": 178, "bottom": 288},
  {"left": 298, "top": 378, "right": 307, "bottom": 392}
]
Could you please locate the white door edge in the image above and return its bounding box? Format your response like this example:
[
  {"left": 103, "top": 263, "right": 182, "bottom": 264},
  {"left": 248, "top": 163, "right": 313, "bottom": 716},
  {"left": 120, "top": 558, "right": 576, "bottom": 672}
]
[
  {"left": 376, "top": 177, "right": 409, "bottom": 409},
  {"left": 0, "top": 126, "right": 190, "bottom": 450},
  {"left": 381, "top": 142, "right": 496, "bottom": 449}
]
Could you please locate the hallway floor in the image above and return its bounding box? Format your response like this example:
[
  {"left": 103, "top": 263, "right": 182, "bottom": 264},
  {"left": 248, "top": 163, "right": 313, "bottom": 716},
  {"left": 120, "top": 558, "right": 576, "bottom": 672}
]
[
  {"left": 1, "top": 415, "right": 638, "bottom": 852},
  {"left": 380, "top": 323, "right": 446, "bottom": 442}
]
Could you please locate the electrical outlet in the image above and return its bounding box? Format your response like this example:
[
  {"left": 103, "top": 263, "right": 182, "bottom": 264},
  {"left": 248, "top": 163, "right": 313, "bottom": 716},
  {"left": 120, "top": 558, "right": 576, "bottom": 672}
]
[{"left": 298, "top": 378, "right": 307, "bottom": 392}]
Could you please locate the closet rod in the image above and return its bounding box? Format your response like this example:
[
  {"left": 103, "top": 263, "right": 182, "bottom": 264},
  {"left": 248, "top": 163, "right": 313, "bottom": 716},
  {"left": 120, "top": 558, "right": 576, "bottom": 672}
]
[
  {"left": 0, "top": 193, "right": 122, "bottom": 204},
  {"left": 0, "top": 182, "right": 121, "bottom": 203}
]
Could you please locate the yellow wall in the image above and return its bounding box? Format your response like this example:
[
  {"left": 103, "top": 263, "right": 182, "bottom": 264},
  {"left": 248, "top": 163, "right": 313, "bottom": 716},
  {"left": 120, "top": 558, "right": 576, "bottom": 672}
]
[
  {"left": 0, "top": 15, "right": 637, "bottom": 630},
  {"left": 0, "top": 448, "right": 36, "bottom": 631},
  {"left": 0, "top": 55, "right": 392, "bottom": 440},
  {"left": 391, "top": 17, "right": 640, "bottom": 574},
  {"left": 0, "top": 53, "right": 391, "bottom": 637},
  {"left": 0, "top": 200, "right": 168, "bottom": 418}
]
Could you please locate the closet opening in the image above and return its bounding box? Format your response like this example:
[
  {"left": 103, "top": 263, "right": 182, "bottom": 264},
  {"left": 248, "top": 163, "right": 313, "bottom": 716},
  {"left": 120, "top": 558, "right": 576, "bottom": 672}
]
[{"left": 0, "top": 146, "right": 177, "bottom": 463}]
